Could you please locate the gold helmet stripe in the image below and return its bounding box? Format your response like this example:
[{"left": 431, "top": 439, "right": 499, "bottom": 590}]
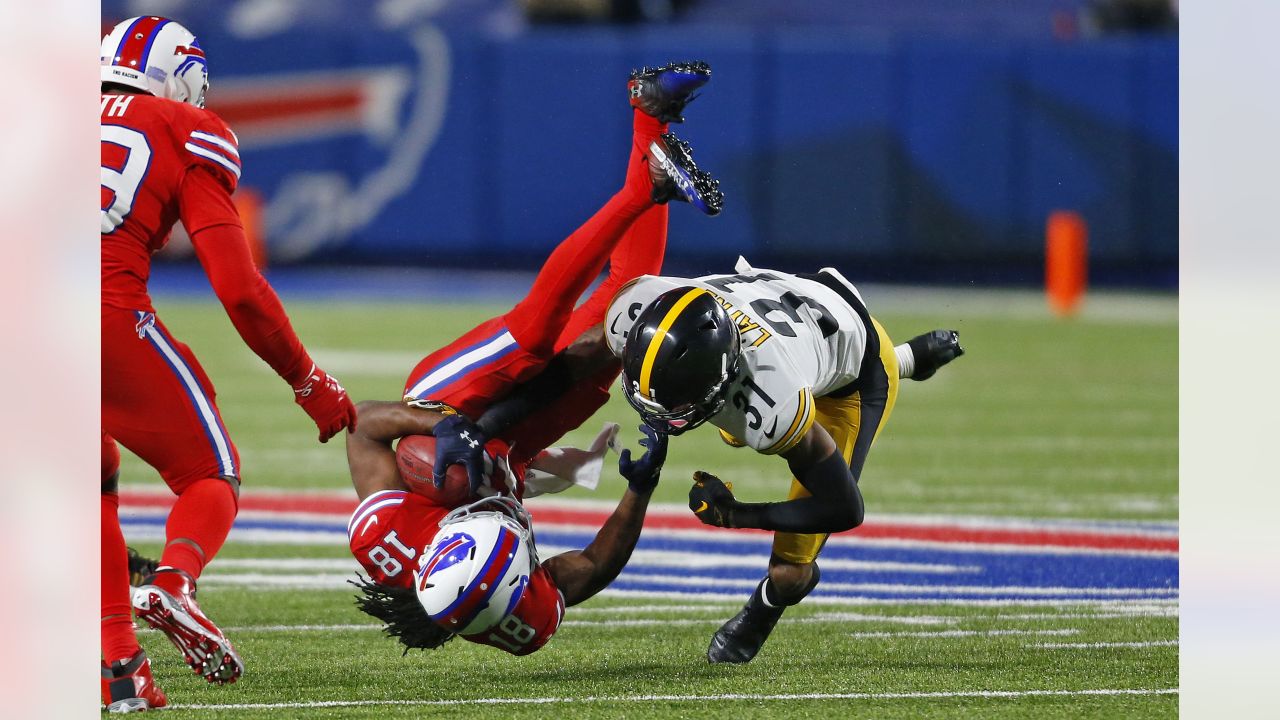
[{"left": 638, "top": 287, "right": 709, "bottom": 400}]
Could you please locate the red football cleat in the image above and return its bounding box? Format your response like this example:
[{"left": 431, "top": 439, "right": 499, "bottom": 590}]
[
  {"left": 132, "top": 568, "right": 244, "bottom": 684},
  {"left": 101, "top": 649, "right": 167, "bottom": 713}
]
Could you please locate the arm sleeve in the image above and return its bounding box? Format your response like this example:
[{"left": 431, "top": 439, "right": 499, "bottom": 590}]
[
  {"left": 731, "top": 449, "right": 864, "bottom": 533},
  {"left": 180, "top": 167, "right": 313, "bottom": 386}
]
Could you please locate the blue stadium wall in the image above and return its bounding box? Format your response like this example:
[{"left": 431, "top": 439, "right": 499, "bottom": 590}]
[{"left": 102, "top": 8, "right": 1177, "bottom": 287}]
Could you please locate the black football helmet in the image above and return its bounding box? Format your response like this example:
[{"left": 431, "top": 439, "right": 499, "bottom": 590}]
[{"left": 620, "top": 287, "right": 741, "bottom": 435}]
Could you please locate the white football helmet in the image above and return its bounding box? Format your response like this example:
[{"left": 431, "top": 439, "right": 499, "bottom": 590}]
[
  {"left": 100, "top": 16, "right": 209, "bottom": 108},
  {"left": 414, "top": 496, "right": 539, "bottom": 636}
]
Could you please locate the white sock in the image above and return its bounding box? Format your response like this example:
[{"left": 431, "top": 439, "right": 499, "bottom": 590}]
[{"left": 894, "top": 343, "right": 915, "bottom": 379}]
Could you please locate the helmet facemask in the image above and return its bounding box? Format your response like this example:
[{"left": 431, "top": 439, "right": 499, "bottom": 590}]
[
  {"left": 622, "top": 349, "right": 739, "bottom": 436},
  {"left": 620, "top": 286, "right": 744, "bottom": 436}
]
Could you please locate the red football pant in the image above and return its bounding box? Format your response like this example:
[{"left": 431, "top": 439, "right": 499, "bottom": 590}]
[
  {"left": 101, "top": 307, "right": 240, "bottom": 650},
  {"left": 102, "top": 308, "right": 240, "bottom": 491},
  {"left": 403, "top": 110, "right": 670, "bottom": 418}
]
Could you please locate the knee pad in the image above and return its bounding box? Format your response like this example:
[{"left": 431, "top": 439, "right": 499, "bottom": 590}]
[
  {"left": 217, "top": 474, "right": 242, "bottom": 505},
  {"left": 102, "top": 471, "right": 119, "bottom": 495}
]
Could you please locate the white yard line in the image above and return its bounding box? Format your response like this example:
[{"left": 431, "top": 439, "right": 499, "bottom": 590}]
[
  {"left": 206, "top": 553, "right": 980, "bottom": 576},
  {"left": 121, "top": 523, "right": 1181, "bottom": 557},
  {"left": 571, "top": 604, "right": 737, "bottom": 615},
  {"left": 504, "top": 605, "right": 1174, "bottom": 621},
  {"left": 182, "top": 614, "right": 1168, "bottom": 635},
  {"left": 200, "top": 581, "right": 1177, "bottom": 608},
  {"left": 848, "top": 628, "right": 1080, "bottom": 639},
  {"left": 990, "top": 610, "right": 1179, "bottom": 620},
  {"left": 307, "top": 349, "right": 428, "bottom": 376},
  {"left": 596, "top": 590, "right": 1179, "bottom": 607},
  {"left": 173, "top": 687, "right": 1179, "bottom": 710},
  {"left": 809, "top": 612, "right": 960, "bottom": 625},
  {"left": 196, "top": 571, "right": 1177, "bottom": 598},
  {"left": 117, "top": 485, "right": 1179, "bottom": 534},
  {"left": 1033, "top": 640, "right": 1179, "bottom": 649},
  {"left": 216, "top": 624, "right": 379, "bottom": 633},
  {"left": 885, "top": 435, "right": 1177, "bottom": 453}
]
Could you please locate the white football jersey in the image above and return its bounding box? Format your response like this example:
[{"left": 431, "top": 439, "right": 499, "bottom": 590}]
[{"left": 604, "top": 258, "right": 870, "bottom": 455}]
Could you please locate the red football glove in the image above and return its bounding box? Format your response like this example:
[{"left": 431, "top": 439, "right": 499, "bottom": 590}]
[{"left": 292, "top": 364, "right": 357, "bottom": 442}]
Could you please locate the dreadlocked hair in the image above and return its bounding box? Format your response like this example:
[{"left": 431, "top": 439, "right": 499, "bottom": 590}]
[{"left": 350, "top": 573, "right": 455, "bottom": 655}]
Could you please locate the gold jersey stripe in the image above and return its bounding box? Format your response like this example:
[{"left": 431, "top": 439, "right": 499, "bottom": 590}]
[
  {"left": 764, "top": 389, "right": 815, "bottom": 455},
  {"left": 779, "top": 390, "right": 818, "bottom": 454},
  {"left": 638, "top": 287, "right": 709, "bottom": 399}
]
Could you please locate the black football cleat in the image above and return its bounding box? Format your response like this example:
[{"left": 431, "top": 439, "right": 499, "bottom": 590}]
[
  {"left": 906, "top": 329, "right": 964, "bottom": 381},
  {"left": 707, "top": 579, "right": 785, "bottom": 664},
  {"left": 648, "top": 132, "right": 723, "bottom": 216},
  {"left": 101, "top": 649, "right": 167, "bottom": 713},
  {"left": 127, "top": 547, "right": 159, "bottom": 588},
  {"left": 628, "top": 60, "right": 711, "bottom": 123}
]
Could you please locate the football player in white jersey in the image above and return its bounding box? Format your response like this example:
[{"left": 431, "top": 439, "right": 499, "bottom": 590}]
[
  {"left": 602, "top": 257, "right": 961, "bottom": 662},
  {"left": 433, "top": 256, "right": 962, "bottom": 663}
]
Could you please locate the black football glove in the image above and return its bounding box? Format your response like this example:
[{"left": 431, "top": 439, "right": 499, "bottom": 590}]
[
  {"left": 906, "top": 329, "right": 964, "bottom": 381},
  {"left": 431, "top": 413, "right": 488, "bottom": 494},
  {"left": 688, "top": 471, "right": 738, "bottom": 528},
  {"left": 618, "top": 424, "right": 669, "bottom": 494}
]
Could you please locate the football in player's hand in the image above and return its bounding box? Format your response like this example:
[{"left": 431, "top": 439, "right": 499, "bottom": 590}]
[{"left": 395, "top": 435, "right": 476, "bottom": 508}]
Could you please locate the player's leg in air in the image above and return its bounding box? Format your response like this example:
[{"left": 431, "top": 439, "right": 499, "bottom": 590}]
[
  {"left": 707, "top": 326, "right": 964, "bottom": 663},
  {"left": 402, "top": 61, "right": 720, "bottom": 422},
  {"left": 102, "top": 311, "right": 247, "bottom": 698}
]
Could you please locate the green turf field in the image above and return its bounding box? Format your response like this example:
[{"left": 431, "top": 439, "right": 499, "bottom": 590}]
[{"left": 118, "top": 288, "right": 1178, "bottom": 718}]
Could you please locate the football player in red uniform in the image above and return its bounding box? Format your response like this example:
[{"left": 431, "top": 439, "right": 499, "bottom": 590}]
[
  {"left": 344, "top": 61, "right": 719, "bottom": 655},
  {"left": 100, "top": 16, "right": 356, "bottom": 711}
]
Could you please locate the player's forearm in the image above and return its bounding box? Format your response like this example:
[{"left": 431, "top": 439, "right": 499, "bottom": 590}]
[
  {"left": 346, "top": 427, "right": 408, "bottom": 499},
  {"left": 732, "top": 451, "right": 864, "bottom": 533},
  {"left": 222, "top": 284, "right": 311, "bottom": 384},
  {"left": 731, "top": 493, "right": 864, "bottom": 534},
  {"left": 353, "top": 401, "right": 443, "bottom": 444},
  {"left": 192, "top": 223, "right": 313, "bottom": 385},
  {"left": 346, "top": 401, "right": 442, "bottom": 498},
  {"left": 575, "top": 488, "right": 653, "bottom": 597}
]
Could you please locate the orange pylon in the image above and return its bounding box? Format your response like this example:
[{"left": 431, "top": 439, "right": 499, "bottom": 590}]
[{"left": 1046, "top": 210, "right": 1087, "bottom": 316}]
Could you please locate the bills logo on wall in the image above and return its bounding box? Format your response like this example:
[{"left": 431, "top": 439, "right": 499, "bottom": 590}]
[{"left": 207, "top": 27, "right": 450, "bottom": 261}]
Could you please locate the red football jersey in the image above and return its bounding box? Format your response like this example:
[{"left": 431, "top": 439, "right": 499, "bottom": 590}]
[
  {"left": 347, "top": 490, "right": 566, "bottom": 656},
  {"left": 101, "top": 92, "right": 242, "bottom": 312}
]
